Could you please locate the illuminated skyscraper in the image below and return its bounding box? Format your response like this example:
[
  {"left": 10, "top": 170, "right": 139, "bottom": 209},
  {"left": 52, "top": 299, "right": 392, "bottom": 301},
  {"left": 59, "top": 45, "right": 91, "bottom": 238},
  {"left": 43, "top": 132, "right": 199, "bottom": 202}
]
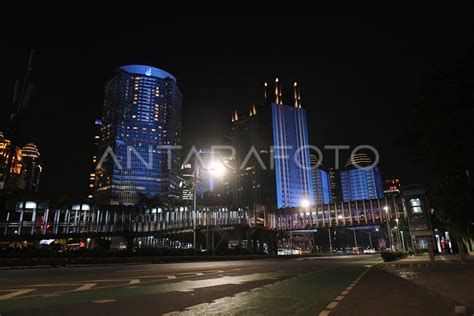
[
  {"left": 95, "top": 65, "right": 182, "bottom": 205},
  {"left": 228, "top": 80, "right": 314, "bottom": 209},
  {"left": 340, "top": 153, "right": 384, "bottom": 201},
  {"left": 21, "top": 143, "right": 42, "bottom": 192}
]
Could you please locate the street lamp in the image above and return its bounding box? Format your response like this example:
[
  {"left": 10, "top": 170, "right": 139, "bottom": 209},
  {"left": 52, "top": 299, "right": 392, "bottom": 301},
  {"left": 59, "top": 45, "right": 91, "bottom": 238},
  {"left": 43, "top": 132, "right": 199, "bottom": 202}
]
[
  {"left": 360, "top": 228, "right": 379, "bottom": 250},
  {"left": 384, "top": 206, "right": 393, "bottom": 251},
  {"left": 395, "top": 218, "right": 401, "bottom": 250},
  {"left": 192, "top": 160, "right": 227, "bottom": 250},
  {"left": 300, "top": 199, "right": 310, "bottom": 208}
]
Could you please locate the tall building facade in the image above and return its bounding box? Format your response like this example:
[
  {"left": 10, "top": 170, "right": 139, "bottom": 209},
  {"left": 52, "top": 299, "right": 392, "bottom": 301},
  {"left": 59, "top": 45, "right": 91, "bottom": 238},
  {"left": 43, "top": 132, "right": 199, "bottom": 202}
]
[
  {"left": 21, "top": 143, "right": 42, "bottom": 192},
  {"left": 95, "top": 65, "right": 182, "bottom": 205},
  {"left": 228, "top": 80, "right": 314, "bottom": 209},
  {"left": 340, "top": 153, "right": 384, "bottom": 202},
  {"left": 310, "top": 155, "right": 332, "bottom": 205}
]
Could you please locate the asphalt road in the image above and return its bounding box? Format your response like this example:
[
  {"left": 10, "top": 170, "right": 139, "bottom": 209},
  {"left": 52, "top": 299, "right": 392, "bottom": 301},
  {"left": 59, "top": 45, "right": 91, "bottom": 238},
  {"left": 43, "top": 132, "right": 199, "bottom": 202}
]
[{"left": 0, "top": 255, "right": 466, "bottom": 315}]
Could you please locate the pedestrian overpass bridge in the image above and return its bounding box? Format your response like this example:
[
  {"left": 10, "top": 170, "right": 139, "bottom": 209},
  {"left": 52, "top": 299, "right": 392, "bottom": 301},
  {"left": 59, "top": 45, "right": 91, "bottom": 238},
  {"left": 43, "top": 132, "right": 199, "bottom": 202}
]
[{"left": 0, "top": 198, "right": 392, "bottom": 241}]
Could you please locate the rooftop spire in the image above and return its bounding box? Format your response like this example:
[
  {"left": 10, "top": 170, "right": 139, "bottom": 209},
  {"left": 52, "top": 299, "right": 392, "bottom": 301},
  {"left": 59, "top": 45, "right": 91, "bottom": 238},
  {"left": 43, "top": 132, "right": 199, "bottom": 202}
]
[
  {"left": 293, "top": 81, "right": 302, "bottom": 108},
  {"left": 275, "top": 78, "right": 282, "bottom": 104}
]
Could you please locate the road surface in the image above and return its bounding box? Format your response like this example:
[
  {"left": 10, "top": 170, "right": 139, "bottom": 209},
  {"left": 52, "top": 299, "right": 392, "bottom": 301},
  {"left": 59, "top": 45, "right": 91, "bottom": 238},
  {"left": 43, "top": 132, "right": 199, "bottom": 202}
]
[{"left": 0, "top": 255, "right": 467, "bottom": 315}]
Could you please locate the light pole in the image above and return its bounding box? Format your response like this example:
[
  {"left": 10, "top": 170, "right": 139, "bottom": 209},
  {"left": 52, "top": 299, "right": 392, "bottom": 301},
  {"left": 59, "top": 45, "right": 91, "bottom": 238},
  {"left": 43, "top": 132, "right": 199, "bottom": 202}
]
[
  {"left": 400, "top": 230, "right": 405, "bottom": 252},
  {"left": 384, "top": 206, "right": 393, "bottom": 251},
  {"left": 395, "top": 218, "right": 401, "bottom": 251},
  {"left": 192, "top": 168, "right": 198, "bottom": 250},
  {"left": 328, "top": 228, "right": 333, "bottom": 253},
  {"left": 191, "top": 160, "right": 226, "bottom": 250},
  {"left": 353, "top": 229, "right": 358, "bottom": 248},
  {"left": 361, "top": 228, "right": 378, "bottom": 249}
]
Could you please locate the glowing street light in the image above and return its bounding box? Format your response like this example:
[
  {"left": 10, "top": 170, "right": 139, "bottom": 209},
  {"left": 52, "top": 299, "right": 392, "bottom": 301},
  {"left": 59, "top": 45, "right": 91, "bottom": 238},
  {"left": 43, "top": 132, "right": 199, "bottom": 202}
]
[
  {"left": 208, "top": 160, "right": 226, "bottom": 177},
  {"left": 300, "top": 199, "right": 310, "bottom": 208}
]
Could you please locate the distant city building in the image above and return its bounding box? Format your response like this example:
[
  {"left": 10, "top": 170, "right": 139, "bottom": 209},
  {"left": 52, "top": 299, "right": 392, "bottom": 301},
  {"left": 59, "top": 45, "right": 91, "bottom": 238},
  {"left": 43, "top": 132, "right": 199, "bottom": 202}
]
[
  {"left": 0, "top": 132, "right": 23, "bottom": 191},
  {"left": 328, "top": 168, "right": 341, "bottom": 202},
  {"left": 310, "top": 155, "right": 332, "bottom": 205},
  {"left": 20, "top": 143, "right": 42, "bottom": 192},
  {"left": 0, "top": 132, "right": 42, "bottom": 192},
  {"left": 88, "top": 119, "right": 102, "bottom": 199},
  {"left": 383, "top": 178, "right": 406, "bottom": 218},
  {"left": 179, "top": 162, "right": 194, "bottom": 204},
  {"left": 228, "top": 79, "right": 314, "bottom": 209},
  {"left": 384, "top": 178, "right": 401, "bottom": 193},
  {"left": 94, "top": 65, "right": 182, "bottom": 205},
  {"left": 178, "top": 148, "right": 230, "bottom": 206},
  {"left": 340, "top": 153, "right": 384, "bottom": 202}
]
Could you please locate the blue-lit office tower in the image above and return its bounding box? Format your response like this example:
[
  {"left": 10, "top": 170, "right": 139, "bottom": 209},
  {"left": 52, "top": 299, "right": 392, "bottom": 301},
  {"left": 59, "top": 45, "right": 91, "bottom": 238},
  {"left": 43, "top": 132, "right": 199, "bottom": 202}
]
[
  {"left": 228, "top": 80, "right": 313, "bottom": 209},
  {"left": 310, "top": 155, "right": 332, "bottom": 205},
  {"left": 340, "top": 153, "right": 384, "bottom": 202},
  {"left": 95, "top": 65, "right": 182, "bottom": 205},
  {"left": 272, "top": 81, "right": 314, "bottom": 208}
]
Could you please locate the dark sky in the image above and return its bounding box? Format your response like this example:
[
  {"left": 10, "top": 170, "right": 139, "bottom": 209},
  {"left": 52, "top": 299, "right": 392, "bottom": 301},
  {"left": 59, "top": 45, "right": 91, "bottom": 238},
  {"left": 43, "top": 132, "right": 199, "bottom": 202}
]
[{"left": 1, "top": 6, "right": 474, "bottom": 199}]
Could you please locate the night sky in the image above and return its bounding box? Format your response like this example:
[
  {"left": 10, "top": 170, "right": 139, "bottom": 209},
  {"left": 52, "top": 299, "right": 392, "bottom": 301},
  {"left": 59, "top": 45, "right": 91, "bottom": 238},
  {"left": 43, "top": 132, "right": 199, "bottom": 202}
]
[{"left": 1, "top": 6, "right": 473, "bottom": 199}]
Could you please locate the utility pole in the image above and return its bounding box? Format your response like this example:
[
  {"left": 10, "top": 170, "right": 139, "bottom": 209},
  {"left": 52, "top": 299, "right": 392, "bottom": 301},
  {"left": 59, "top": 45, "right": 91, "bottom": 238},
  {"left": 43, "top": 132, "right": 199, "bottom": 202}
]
[
  {"left": 353, "top": 229, "right": 358, "bottom": 248},
  {"left": 192, "top": 167, "right": 199, "bottom": 250},
  {"left": 328, "top": 228, "right": 333, "bottom": 253}
]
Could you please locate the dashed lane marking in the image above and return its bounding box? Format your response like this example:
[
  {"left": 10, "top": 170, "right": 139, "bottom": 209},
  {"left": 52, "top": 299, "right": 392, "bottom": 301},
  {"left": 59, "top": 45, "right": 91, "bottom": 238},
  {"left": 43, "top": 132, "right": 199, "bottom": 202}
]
[
  {"left": 0, "top": 289, "right": 36, "bottom": 300},
  {"left": 72, "top": 283, "right": 97, "bottom": 291},
  {"left": 92, "top": 299, "right": 116, "bottom": 304},
  {"left": 128, "top": 279, "right": 140, "bottom": 285},
  {"left": 318, "top": 261, "right": 381, "bottom": 316},
  {"left": 454, "top": 305, "right": 466, "bottom": 314},
  {"left": 167, "top": 276, "right": 176, "bottom": 280}
]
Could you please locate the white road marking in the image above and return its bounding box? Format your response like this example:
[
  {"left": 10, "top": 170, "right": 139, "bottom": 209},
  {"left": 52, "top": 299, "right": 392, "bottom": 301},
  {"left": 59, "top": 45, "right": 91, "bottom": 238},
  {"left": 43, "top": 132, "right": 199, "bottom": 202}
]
[
  {"left": 92, "top": 299, "right": 116, "bottom": 304},
  {"left": 454, "top": 305, "right": 466, "bottom": 314},
  {"left": 0, "top": 289, "right": 36, "bottom": 300},
  {"left": 167, "top": 275, "right": 176, "bottom": 279},
  {"left": 194, "top": 272, "right": 204, "bottom": 276},
  {"left": 327, "top": 301, "right": 339, "bottom": 309},
  {"left": 128, "top": 279, "right": 140, "bottom": 285},
  {"left": 318, "top": 310, "right": 331, "bottom": 316},
  {"left": 341, "top": 290, "right": 349, "bottom": 295},
  {"left": 334, "top": 295, "right": 344, "bottom": 301},
  {"left": 73, "top": 283, "right": 97, "bottom": 291}
]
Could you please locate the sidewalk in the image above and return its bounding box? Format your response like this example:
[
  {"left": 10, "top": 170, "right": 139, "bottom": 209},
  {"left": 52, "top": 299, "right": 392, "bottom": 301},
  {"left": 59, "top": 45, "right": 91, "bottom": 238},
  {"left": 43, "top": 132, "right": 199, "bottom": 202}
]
[
  {"left": 331, "top": 266, "right": 473, "bottom": 315},
  {"left": 384, "top": 254, "right": 474, "bottom": 268},
  {"left": 384, "top": 255, "right": 474, "bottom": 310}
]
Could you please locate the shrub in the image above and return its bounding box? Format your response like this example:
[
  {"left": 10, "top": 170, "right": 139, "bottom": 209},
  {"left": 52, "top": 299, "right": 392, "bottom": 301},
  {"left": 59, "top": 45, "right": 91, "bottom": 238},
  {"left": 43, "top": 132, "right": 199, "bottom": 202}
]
[{"left": 381, "top": 251, "right": 407, "bottom": 262}]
